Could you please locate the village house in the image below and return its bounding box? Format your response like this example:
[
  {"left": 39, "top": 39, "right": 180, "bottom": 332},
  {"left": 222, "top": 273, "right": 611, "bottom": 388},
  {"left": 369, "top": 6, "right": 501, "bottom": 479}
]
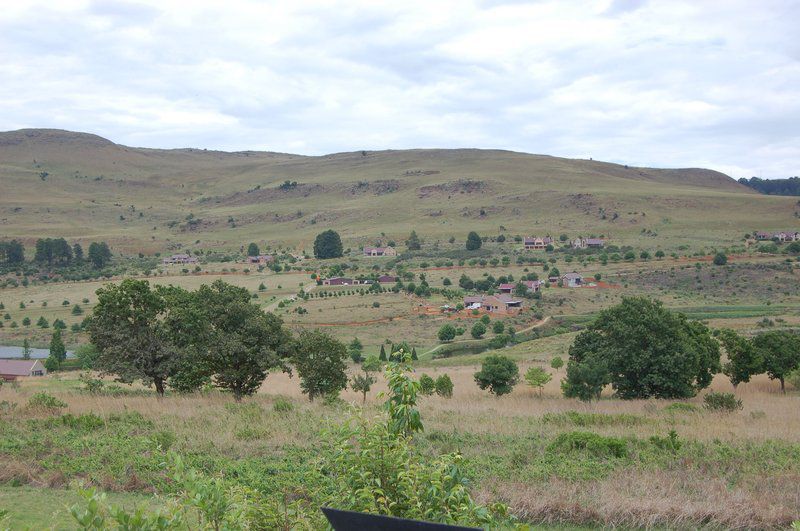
[
  {"left": 0, "top": 359, "right": 47, "bottom": 381},
  {"left": 562, "top": 272, "right": 584, "bottom": 287},
  {"left": 363, "top": 246, "right": 397, "bottom": 257},
  {"left": 463, "top": 294, "right": 522, "bottom": 313},
  {"left": 755, "top": 231, "right": 800, "bottom": 241},
  {"left": 523, "top": 236, "right": 553, "bottom": 250},
  {"left": 571, "top": 237, "right": 605, "bottom": 249},
  {"left": 497, "top": 280, "right": 542, "bottom": 294},
  {"left": 377, "top": 275, "right": 398, "bottom": 283},
  {"left": 162, "top": 253, "right": 198, "bottom": 265},
  {"left": 322, "top": 277, "right": 354, "bottom": 286},
  {"left": 246, "top": 254, "right": 274, "bottom": 264}
]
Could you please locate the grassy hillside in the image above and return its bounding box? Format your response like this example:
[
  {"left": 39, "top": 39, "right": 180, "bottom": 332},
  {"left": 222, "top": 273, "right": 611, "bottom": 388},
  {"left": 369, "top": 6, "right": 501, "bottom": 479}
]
[{"left": 1, "top": 128, "right": 795, "bottom": 254}]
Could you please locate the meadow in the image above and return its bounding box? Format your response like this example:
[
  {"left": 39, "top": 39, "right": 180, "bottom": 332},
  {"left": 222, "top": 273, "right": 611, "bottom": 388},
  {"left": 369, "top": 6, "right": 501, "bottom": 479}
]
[{"left": 1, "top": 359, "right": 798, "bottom": 529}]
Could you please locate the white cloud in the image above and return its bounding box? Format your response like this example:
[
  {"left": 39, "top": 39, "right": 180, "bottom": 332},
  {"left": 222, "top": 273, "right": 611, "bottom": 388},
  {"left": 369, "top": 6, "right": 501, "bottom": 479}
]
[{"left": 0, "top": 0, "right": 798, "bottom": 177}]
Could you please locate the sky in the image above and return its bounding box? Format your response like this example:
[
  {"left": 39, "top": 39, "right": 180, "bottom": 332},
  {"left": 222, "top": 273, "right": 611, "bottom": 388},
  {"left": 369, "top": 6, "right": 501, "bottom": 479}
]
[{"left": 1, "top": 0, "right": 798, "bottom": 178}]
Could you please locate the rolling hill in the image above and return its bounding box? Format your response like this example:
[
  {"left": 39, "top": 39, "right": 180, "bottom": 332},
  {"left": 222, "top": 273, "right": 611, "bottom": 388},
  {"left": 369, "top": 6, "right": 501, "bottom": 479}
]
[{"left": 0, "top": 128, "right": 795, "bottom": 254}]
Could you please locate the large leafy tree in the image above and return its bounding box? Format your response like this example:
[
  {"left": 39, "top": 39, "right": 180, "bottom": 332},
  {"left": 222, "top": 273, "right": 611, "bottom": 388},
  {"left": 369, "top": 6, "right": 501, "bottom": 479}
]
[
  {"left": 88, "top": 279, "right": 175, "bottom": 395},
  {"left": 718, "top": 329, "right": 762, "bottom": 387},
  {"left": 753, "top": 330, "right": 800, "bottom": 393},
  {"left": 247, "top": 242, "right": 260, "bottom": 256},
  {"left": 165, "top": 280, "right": 293, "bottom": 400},
  {"left": 294, "top": 330, "right": 348, "bottom": 401},
  {"left": 87, "top": 242, "right": 112, "bottom": 268},
  {"left": 474, "top": 355, "right": 519, "bottom": 396},
  {"left": 563, "top": 297, "right": 721, "bottom": 400},
  {"left": 313, "top": 230, "right": 343, "bottom": 259}
]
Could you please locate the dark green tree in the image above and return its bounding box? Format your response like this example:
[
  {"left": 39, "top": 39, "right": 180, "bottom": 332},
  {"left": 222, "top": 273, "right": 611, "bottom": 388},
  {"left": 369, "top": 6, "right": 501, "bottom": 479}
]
[
  {"left": 718, "top": 329, "right": 762, "bottom": 387},
  {"left": 165, "top": 280, "right": 293, "bottom": 400},
  {"left": 406, "top": 230, "right": 421, "bottom": 250},
  {"left": 713, "top": 252, "right": 728, "bottom": 266},
  {"left": 313, "top": 230, "right": 343, "bottom": 259},
  {"left": 437, "top": 323, "right": 456, "bottom": 342},
  {"left": 247, "top": 242, "right": 260, "bottom": 256},
  {"left": 563, "top": 297, "right": 720, "bottom": 399},
  {"left": 0, "top": 240, "right": 25, "bottom": 264},
  {"left": 379, "top": 344, "right": 387, "bottom": 361},
  {"left": 88, "top": 242, "right": 112, "bottom": 268},
  {"left": 435, "top": 374, "right": 454, "bottom": 398},
  {"left": 753, "top": 330, "right": 800, "bottom": 392},
  {"left": 465, "top": 231, "right": 482, "bottom": 251},
  {"left": 88, "top": 279, "right": 175, "bottom": 395},
  {"left": 294, "top": 330, "right": 348, "bottom": 401},
  {"left": 73, "top": 243, "right": 84, "bottom": 262},
  {"left": 474, "top": 355, "right": 519, "bottom": 396},
  {"left": 46, "top": 329, "right": 66, "bottom": 371},
  {"left": 348, "top": 337, "right": 364, "bottom": 363},
  {"left": 470, "top": 321, "right": 486, "bottom": 339}
]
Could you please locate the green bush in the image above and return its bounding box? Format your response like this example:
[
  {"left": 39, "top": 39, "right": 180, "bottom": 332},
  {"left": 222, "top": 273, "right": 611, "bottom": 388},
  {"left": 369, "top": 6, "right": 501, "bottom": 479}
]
[
  {"left": 703, "top": 391, "right": 743, "bottom": 411},
  {"left": 27, "top": 392, "right": 67, "bottom": 411},
  {"left": 59, "top": 413, "right": 105, "bottom": 431},
  {"left": 434, "top": 374, "right": 454, "bottom": 398},
  {"left": 419, "top": 374, "right": 436, "bottom": 395},
  {"left": 649, "top": 430, "right": 683, "bottom": 453},
  {"left": 547, "top": 431, "right": 628, "bottom": 459}
]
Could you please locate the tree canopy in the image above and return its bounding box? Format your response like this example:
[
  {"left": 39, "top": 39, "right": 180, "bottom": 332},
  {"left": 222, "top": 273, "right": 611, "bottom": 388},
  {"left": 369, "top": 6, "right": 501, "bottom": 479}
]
[
  {"left": 474, "top": 355, "right": 519, "bottom": 396},
  {"left": 465, "top": 231, "right": 482, "bottom": 251},
  {"left": 313, "top": 230, "right": 343, "bottom": 259},
  {"left": 563, "top": 297, "right": 720, "bottom": 400},
  {"left": 294, "top": 330, "right": 348, "bottom": 401}
]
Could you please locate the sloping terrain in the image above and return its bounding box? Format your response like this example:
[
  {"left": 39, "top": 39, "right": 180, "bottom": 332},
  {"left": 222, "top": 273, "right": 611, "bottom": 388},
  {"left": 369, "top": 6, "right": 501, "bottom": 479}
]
[{"left": 0, "top": 128, "right": 794, "bottom": 253}]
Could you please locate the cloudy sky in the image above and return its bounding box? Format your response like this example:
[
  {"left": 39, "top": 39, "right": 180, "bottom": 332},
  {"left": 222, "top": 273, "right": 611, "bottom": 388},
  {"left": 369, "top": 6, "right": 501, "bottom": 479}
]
[{"left": 1, "top": 0, "right": 798, "bottom": 178}]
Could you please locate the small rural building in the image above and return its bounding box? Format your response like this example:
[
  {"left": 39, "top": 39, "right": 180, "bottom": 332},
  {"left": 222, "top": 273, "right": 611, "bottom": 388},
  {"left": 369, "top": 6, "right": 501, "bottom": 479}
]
[
  {"left": 322, "top": 277, "right": 354, "bottom": 286},
  {"left": 363, "top": 246, "right": 397, "bottom": 257},
  {"left": 0, "top": 359, "right": 47, "bottom": 381},
  {"left": 498, "top": 283, "right": 515, "bottom": 293},
  {"left": 571, "top": 238, "right": 605, "bottom": 249},
  {"left": 523, "top": 236, "right": 553, "bottom": 250},
  {"left": 562, "top": 272, "right": 583, "bottom": 287},
  {"left": 246, "top": 255, "right": 274, "bottom": 264},
  {"left": 162, "top": 253, "right": 199, "bottom": 265},
  {"left": 497, "top": 281, "right": 540, "bottom": 294},
  {"left": 377, "top": 275, "right": 398, "bottom": 283},
  {"left": 755, "top": 231, "right": 773, "bottom": 240},
  {"left": 774, "top": 231, "right": 800, "bottom": 242},
  {"left": 462, "top": 294, "right": 522, "bottom": 313}
]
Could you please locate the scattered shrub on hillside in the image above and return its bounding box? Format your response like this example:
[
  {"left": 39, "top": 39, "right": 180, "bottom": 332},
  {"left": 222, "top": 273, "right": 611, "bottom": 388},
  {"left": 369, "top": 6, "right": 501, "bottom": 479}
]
[
  {"left": 547, "top": 431, "right": 628, "bottom": 459},
  {"left": 703, "top": 391, "right": 743, "bottom": 411},
  {"left": 27, "top": 392, "right": 67, "bottom": 412}
]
